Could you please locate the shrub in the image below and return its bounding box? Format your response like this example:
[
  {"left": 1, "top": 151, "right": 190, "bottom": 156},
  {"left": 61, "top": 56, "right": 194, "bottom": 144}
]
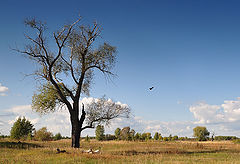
[
  {"left": 10, "top": 117, "right": 34, "bottom": 140},
  {"left": 34, "top": 127, "right": 53, "bottom": 141}
]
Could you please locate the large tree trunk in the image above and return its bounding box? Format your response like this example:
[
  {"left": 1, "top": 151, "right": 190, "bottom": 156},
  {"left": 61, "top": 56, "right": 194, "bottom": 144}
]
[{"left": 71, "top": 115, "right": 81, "bottom": 148}]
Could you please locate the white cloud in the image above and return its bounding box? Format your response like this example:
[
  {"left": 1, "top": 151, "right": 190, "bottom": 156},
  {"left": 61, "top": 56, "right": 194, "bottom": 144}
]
[
  {"left": 189, "top": 102, "right": 224, "bottom": 124},
  {"left": 221, "top": 98, "right": 240, "bottom": 122},
  {"left": 7, "top": 105, "right": 32, "bottom": 116},
  {"left": 189, "top": 98, "right": 240, "bottom": 124},
  {"left": 0, "top": 83, "right": 8, "bottom": 96}
]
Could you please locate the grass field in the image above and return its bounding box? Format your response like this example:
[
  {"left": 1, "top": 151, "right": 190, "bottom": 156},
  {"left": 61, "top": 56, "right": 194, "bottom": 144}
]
[{"left": 1, "top": 139, "right": 240, "bottom": 163}]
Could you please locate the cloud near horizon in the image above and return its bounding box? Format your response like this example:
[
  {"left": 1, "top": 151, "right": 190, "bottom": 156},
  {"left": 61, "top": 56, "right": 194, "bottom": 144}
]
[
  {"left": 2, "top": 97, "right": 240, "bottom": 137},
  {"left": 190, "top": 97, "right": 240, "bottom": 124},
  {"left": 0, "top": 83, "right": 8, "bottom": 96}
]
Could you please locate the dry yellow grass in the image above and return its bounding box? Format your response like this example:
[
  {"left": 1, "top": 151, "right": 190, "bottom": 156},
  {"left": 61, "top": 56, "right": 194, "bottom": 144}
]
[{"left": 1, "top": 139, "right": 240, "bottom": 163}]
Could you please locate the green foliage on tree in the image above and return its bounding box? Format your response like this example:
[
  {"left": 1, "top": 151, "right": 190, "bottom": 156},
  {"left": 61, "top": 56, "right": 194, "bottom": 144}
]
[
  {"left": 34, "top": 127, "right": 53, "bottom": 141},
  {"left": 105, "top": 134, "right": 116, "bottom": 141},
  {"left": 115, "top": 128, "right": 121, "bottom": 140},
  {"left": 32, "top": 83, "right": 67, "bottom": 114},
  {"left": 172, "top": 135, "right": 179, "bottom": 141},
  {"left": 154, "top": 132, "right": 160, "bottom": 140},
  {"left": 10, "top": 117, "right": 34, "bottom": 140},
  {"left": 27, "top": 133, "right": 33, "bottom": 140},
  {"left": 146, "top": 133, "right": 152, "bottom": 141},
  {"left": 141, "top": 133, "right": 147, "bottom": 140},
  {"left": 193, "top": 126, "right": 210, "bottom": 141},
  {"left": 163, "top": 137, "right": 168, "bottom": 141},
  {"left": 159, "top": 135, "right": 163, "bottom": 141},
  {"left": 120, "top": 127, "right": 130, "bottom": 140},
  {"left": 214, "top": 136, "right": 238, "bottom": 141},
  {"left": 53, "top": 133, "right": 62, "bottom": 141},
  {"left": 135, "top": 133, "right": 141, "bottom": 140},
  {"left": 95, "top": 125, "right": 105, "bottom": 141},
  {"left": 141, "top": 133, "right": 151, "bottom": 141},
  {"left": 129, "top": 129, "right": 135, "bottom": 141}
]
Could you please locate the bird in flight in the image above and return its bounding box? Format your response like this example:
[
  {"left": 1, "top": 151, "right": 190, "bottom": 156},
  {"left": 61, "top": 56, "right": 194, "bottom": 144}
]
[{"left": 149, "top": 87, "right": 154, "bottom": 90}]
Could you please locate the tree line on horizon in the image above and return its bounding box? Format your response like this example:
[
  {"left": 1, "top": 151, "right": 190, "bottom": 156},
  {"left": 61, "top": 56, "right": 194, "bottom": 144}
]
[
  {"left": 1, "top": 117, "right": 238, "bottom": 142},
  {"left": 92, "top": 125, "right": 238, "bottom": 142}
]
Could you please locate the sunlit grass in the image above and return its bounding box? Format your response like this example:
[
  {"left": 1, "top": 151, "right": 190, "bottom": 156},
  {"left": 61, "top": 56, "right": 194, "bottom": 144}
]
[{"left": 1, "top": 139, "right": 240, "bottom": 163}]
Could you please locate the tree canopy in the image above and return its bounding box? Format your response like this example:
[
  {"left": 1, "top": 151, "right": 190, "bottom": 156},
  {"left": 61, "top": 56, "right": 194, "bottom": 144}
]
[
  {"left": 193, "top": 126, "right": 210, "bottom": 141},
  {"left": 10, "top": 117, "right": 34, "bottom": 140}
]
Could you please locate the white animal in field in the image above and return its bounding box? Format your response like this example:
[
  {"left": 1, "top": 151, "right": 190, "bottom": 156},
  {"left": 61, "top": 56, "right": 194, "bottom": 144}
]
[
  {"left": 83, "top": 148, "right": 100, "bottom": 154},
  {"left": 85, "top": 149, "right": 92, "bottom": 153},
  {"left": 94, "top": 149, "right": 100, "bottom": 154}
]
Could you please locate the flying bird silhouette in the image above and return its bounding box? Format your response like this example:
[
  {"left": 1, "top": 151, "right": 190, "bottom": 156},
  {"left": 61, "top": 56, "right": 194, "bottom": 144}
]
[{"left": 149, "top": 87, "right": 154, "bottom": 90}]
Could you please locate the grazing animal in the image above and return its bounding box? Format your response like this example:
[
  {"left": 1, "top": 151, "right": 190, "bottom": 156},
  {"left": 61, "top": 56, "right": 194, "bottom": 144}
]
[
  {"left": 149, "top": 87, "right": 154, "bottom": 90},
  {"left": 56, "top": 148, "right": 66, "bottom": 154}
]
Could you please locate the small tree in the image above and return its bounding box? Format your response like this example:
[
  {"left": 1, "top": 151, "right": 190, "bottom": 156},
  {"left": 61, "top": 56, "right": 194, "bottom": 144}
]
[
  {"left": 146, "top": 133, "right": 152, "bottom": 141},
  {"left": 159, "top": 134, "right": 163, "bottom": 141},
  {"left": 141, "top": 133, "right": 147, "bottom": 141},
  {"left": 193, "top": 126, "right": 210, "bottom": 141},
  {"left": 154, "top": 132, "right": 159, "bottom": 140},
  {"left": 172, "top": 135, "right": 178, "bottom": 141},
  {"left": 135, "top": 133, "right": 141, "bottom": 141},
  {"left": 53, "top": 133, "right": 62, "bottom": 140},
  {"left": 85, "top": 135, "right": 90, "bottom": 142},
  {"left": 141, "top": 133, "right": 151, "bottom": 141},
  {"left": 114, "top": 128, "right": 121, "bottom": 140},
  {"left": 95, "top": 125, "right": 104, "bottom": 141},
  {"left": 34, "top": 127, "right": 53, "bottom": 141},
  {"left": 163, "top": 137, "right": 168, "bottom": 141},
  {"left": 10, "top": 117, "right": 34, "bottom": 140},
  {"left": 129, "top": 129, "right": 135, "bottom": 141},
  {"left": 120, "top": 127, "right": 130, "bottom": 140}
]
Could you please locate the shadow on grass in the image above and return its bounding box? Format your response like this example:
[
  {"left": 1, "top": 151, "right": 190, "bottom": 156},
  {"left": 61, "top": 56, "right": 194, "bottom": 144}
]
[
  {"left": 115, "top": 149, "right": 233, "bottom": 156},
  {"left": 0, "top": 141, "right": 41, "bottom": 149}
]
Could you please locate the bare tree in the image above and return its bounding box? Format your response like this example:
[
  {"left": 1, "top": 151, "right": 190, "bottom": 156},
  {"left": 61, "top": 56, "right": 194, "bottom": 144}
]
[{"left": 15, "top": 17, "right": 130, "bottom": 148}]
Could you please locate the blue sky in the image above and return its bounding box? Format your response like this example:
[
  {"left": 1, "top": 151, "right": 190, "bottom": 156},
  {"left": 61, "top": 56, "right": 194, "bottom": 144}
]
[{"left": 1, "top": 0, "right": 240, "bottom": 137}]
